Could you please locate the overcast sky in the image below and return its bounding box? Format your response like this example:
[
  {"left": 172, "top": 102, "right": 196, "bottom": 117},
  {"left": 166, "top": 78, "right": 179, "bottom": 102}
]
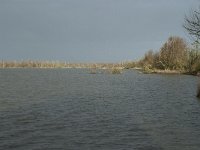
[{"left": 0, "top": 0, "right": 199, "bottom": 62}]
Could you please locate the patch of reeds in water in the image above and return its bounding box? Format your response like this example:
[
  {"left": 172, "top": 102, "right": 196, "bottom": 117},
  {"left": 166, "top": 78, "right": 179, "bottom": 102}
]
[{"left": 110, "top": 67, "right": 123, "bottom": 74}]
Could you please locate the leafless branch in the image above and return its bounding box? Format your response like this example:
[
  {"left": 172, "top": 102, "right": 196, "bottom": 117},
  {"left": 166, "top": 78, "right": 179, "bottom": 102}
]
[{"left": 184, "top": 8, "right": 200, "bottom": 40}]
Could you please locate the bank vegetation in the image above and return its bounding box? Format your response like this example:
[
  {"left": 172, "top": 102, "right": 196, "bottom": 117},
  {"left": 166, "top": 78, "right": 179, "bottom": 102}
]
[{"left": 136, "top": 36, "right": 200, "bottom": 75}]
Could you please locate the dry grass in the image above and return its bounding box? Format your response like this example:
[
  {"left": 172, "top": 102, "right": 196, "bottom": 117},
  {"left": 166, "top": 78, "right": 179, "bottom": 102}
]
[{"left": 0, "top": 61, "right": 124, "bottom": 69}]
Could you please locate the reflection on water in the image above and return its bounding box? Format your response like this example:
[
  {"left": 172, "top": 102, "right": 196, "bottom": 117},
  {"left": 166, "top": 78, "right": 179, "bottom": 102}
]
[{"left": 0, "top": 69, "right": 200, "bottom": 150}]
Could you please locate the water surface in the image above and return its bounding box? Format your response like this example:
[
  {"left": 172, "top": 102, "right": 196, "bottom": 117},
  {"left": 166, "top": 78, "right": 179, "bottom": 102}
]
[{"left": 0, "top": 69, "right": 200, "bottom": 150}]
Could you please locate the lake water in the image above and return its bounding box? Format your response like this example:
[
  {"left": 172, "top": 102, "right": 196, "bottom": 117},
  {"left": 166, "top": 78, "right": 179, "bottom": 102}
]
[{"left": 0, "top": 69, "right": 200, "bottom": 150}]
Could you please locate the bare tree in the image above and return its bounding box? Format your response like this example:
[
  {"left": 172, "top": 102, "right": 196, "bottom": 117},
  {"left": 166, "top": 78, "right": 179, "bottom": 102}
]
[
  {"left": 184, "top": 7, "right": 200, "bottom": 41},
  {"left": 159, "top": 36, "right": 188, "bottom": 70},
  {"left": 143, "top": 50, "right": 154, "bottom": 66}
]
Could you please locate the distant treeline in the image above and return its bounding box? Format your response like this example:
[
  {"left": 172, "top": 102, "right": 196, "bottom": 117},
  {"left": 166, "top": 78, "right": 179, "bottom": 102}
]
[{"left": 0, "top": 61, "right": 124, "bottom": 69}]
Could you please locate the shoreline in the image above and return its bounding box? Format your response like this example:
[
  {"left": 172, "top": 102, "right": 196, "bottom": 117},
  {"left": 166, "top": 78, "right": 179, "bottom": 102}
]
[
  {"left": 140, "top": 69, "right": 200, "bottom": 76},
  {"left": 0, "top": 66, "right": 199, "bottom": 76}
]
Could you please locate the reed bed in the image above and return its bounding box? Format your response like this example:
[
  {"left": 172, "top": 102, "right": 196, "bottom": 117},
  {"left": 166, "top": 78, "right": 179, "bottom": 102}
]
[
  {"left": 110, "top": 67, "right": 123, "bottom": 74},
  {"left": 0, "top": 60, "right": 124, "bottom": 69}
]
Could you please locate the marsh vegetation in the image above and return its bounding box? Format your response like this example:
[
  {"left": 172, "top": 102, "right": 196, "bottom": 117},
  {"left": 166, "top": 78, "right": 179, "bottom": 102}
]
[
  {"left": 0, "top": 61, "right": 124, "bottom": 69},
  {"left": 110, "top": 68, "right": 123, "bottom": 74}
]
